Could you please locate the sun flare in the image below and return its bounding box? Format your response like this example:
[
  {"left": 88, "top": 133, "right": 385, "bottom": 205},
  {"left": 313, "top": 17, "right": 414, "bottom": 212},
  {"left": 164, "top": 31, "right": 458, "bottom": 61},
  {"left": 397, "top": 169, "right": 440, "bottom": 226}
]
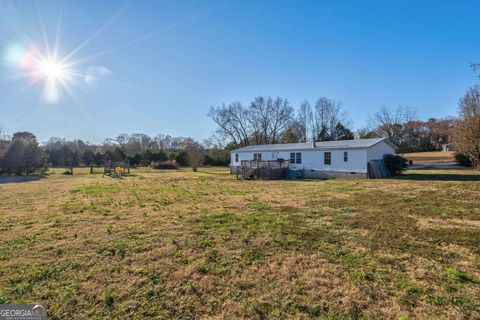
[
  {"left": 33, "top": 56, "right": 72, "bottom": 103},
  {"left": 39, "top": 59, "right": 66, "bottom": 79},
  {"left": 2, "top": 43, "right": 79, "bottom": 103}
]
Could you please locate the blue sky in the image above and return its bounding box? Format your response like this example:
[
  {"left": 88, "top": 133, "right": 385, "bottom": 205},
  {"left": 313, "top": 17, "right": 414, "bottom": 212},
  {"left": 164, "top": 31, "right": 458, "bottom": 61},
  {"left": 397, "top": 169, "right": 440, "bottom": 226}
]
[{"left": 0, "top": 0, "right": 478, "bottom": 143}]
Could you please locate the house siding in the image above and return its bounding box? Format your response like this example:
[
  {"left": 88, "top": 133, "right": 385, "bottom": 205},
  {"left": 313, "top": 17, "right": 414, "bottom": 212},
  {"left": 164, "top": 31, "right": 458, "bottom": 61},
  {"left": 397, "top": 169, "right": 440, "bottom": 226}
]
[
  {"left": 366, "top": 141, "right": 397, "bottom": 162},
  {"left": 231, "top": 149, "right": 368, "bottom": 173},
  {"left": 230, "top": 140, "right": 396, "bottom": 179}
]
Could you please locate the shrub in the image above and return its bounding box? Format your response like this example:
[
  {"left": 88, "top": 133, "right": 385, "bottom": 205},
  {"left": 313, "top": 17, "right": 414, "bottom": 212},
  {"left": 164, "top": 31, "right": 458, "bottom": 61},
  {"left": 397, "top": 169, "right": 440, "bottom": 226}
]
[
  {"left": 455, "top": 153, "right": 472, "bottom": 167},
  {"left": 151, "top": 150, "right": 168, "bottom": 162},
  {"left": 128, "top": 153, "right": 142, "bottom": 167},
  {"left": 383, "top": 154, "right": 408, "bottom": 175},
  {"left": 175, "top": 151, "right": 189, "bottom": 166},
  {"left": 151, "top": 160, "right": 178, "bottom": 170},
  {"left": 204, "top": 152, "right": 229, "bottom": 166}
]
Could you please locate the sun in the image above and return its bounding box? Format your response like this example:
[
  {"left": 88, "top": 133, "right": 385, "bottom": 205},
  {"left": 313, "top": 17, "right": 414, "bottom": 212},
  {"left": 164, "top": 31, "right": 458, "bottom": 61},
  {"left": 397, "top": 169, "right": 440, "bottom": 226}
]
[
  {"left": 33, "top": 56, "right": 72, "bottom": 103},
  {"left": 38, "top": 59, "right": 66, "bottom": 80},
  {"left": 2, "top": 41, "right": 81, "bottom": 103}
]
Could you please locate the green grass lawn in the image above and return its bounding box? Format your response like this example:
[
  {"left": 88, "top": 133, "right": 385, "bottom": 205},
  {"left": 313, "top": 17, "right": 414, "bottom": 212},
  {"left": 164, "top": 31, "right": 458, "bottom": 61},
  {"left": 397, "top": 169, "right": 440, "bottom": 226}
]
[{"left": 0, "top": 167, "right": 478, "bottom": 319}]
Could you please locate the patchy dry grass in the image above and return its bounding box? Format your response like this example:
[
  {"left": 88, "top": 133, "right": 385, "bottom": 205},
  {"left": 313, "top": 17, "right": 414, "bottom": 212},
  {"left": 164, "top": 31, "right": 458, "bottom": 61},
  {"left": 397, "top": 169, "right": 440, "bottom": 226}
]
[{"left": 0, "top": 167, "right": 479, "bottom": 319}]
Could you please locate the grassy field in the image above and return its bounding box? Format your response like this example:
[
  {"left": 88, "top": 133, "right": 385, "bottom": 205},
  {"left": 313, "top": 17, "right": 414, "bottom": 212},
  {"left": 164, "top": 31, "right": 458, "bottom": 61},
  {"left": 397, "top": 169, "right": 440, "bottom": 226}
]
[
  {"left": 400, "top": 151, "right": 456, "bottom": 164},
  {"left": 0, "top": 167, "right": 479, "bottom": 319}
]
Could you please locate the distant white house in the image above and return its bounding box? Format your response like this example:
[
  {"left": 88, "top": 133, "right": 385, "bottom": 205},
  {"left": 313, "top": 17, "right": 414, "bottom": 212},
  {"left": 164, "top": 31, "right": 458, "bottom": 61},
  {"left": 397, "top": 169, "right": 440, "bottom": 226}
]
[{"left": 230, "top": 138, "right": 397, "bottom": 178}]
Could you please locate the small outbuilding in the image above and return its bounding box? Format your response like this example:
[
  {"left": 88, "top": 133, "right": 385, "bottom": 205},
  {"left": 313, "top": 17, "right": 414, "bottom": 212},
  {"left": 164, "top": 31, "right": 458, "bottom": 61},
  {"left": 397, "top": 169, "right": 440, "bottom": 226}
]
[{"left": 230, "top": 138, "right": 397, "bottom": 179}]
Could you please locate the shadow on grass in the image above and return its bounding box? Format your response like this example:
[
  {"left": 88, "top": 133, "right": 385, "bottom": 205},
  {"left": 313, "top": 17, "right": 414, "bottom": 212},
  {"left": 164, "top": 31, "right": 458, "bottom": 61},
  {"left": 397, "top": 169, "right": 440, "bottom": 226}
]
[
  {"left": 391, "top": 172, "right": 480, "bottom": 181},
  {"left": 0, "top": 175, "right": 47, "bottom": 184},
  {"left": 179, "top": 168, "right": 231, "bottom": 177}
]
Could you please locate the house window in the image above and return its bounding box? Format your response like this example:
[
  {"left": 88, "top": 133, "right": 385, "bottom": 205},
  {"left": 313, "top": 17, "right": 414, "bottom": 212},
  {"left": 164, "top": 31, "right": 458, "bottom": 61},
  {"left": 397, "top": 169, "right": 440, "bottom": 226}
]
[
  {"left": 253, "top": 153, "right": 262, "bottom": 161},
  {"left": 235, "top": 153, "right": 239, "bottom": 162},
  {"left": 290, "top": 152, "right": 302, "bottom": 164},
  {"left": 324, "top": 152, "right": 331, "bottom": 165},
  {"left": 344, "top": 151, "right": 348, "bottom": 162},
  {"left": 296, "top": 152, "right": 302, "bottom": 164}
]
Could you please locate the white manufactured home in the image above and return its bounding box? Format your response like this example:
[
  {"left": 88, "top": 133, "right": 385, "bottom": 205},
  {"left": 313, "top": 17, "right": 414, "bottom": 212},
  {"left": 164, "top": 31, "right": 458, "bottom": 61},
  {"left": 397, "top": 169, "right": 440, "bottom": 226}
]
[{"left": 230, "top": 138, "right": 397, "bottom": 179}]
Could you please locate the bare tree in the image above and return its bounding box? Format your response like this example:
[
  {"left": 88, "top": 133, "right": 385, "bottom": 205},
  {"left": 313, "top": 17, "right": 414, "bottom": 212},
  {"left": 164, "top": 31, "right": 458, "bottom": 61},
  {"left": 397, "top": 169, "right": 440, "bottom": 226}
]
[
  {"left": 209, "top": 96, "right": 293, "bottom": 147},
  {"left": 209, "top": 96, "right": 354, "bottom": 146},
  {"left": 452, "top": 85, "right": 480, "bottom": 168},
  {"left": 0, "top": 125, "right": 10, "bottom": 158},
  {"left": 281, "top": 120, "right": 305, "bottom": 143},
  {"left": 203, "top": 134, "right": 227, "bottom": 149},
  {"left": 129, "top": 134, "right": 152, "bottom": 152},
  {"left": 312, "top": 97, "right": 352, "bottom": 141},
  {"left": 247, "top": 96, "right": 293, "bottom": 144},
  {"left": 425, "top": 118, "right": 454, "bottom": 150},
  {"left": 45, "top": 137, "right": 67, "bottom": 150},
  {"left": 296, "top": 100, "right": 313, "bottom": 142},
  {"left": 0, "top": 124, "right": 8, "bottom": 141},
  {"left": 357, "top": 128, "right": 377, "bottom": 139},
  {"left": 102, "top": 138, "right": 118, "bottom": 149},
  {"left": 154, "top": 134, "right": 174, "bottom": 150},
  {"left": 267, "top": 97, "right": 294, "bottom": 143},
  {"left": 471, "top": 63, "right": 480, "bottom": 77},
  {"left": 115, "top": 133, "right": 129, "bottom": 146},
  {"left": 367, "top": 106, "right": 416, "bottom": 146},
  {"left": 208, "top": 102, "right": 251, "bottom": 147}
]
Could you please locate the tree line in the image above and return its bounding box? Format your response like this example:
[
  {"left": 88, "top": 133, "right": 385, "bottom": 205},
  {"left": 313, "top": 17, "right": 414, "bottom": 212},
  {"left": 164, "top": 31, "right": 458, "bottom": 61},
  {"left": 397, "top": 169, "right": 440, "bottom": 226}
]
[
  {"left": 359, "top": 107, "right": 454, "bottom": 153},
  {"left": 0, "top": 132, "right": 229, "bottom": 175},
  {"left": 209, "top": 96, "right": 454, "bottom": 153},
  {"left": 1, "top": 83, "right": 479, "bottom": 175}
]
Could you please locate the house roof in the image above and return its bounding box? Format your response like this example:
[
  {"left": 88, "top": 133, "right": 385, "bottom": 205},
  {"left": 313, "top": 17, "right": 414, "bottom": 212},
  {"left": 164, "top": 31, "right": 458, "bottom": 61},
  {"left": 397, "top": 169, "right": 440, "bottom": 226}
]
[{"left": 232, "top": 138, "right": 397, "bottom": 153}]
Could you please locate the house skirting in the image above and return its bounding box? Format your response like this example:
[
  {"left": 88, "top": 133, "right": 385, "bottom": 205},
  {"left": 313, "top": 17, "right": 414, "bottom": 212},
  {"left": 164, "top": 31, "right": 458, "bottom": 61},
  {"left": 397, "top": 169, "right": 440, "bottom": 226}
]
[
  {"left": 230, "top": 166, "right": 367, "bottom": 179},
  {"left": 301, "top": 170, "right": 367, "bottom": 179}
]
